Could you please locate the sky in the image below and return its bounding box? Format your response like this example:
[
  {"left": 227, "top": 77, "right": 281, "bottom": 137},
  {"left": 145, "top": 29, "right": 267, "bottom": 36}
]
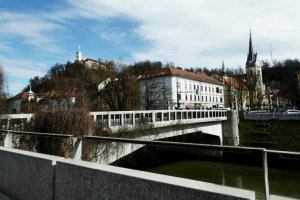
[{"left": 1, "top": 0, "right": 300, "bottom": 95}]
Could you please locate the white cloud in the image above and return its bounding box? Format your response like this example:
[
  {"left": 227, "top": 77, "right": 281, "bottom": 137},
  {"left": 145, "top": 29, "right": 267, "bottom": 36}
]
[
  {"left": 66, "top": 0, "right": 300, "bottom": 68},
  {"left": 0, "top": 12, "right": 64, "bottom": 53},
  {"left": 0, "top": 56, "right": 46, "bottom": 79},
  {"left": 0, "top": 41, "right": 14, "bottom": 53}
]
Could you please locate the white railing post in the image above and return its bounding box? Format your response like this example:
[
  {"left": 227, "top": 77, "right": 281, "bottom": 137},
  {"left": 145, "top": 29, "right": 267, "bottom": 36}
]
[
  {"left": 152, "top": 111, "right": 156, "bottom": 123},
  {"left": 108, "top": 113, "right": 111, "bottom": 128},
  {"left": 72, "top": 138, "right": 82, "bottom": 160},
  {"left": 4, "top": 131, "right": 13, "bottom": 148},
  {"left": 132, "top": 113, "right": 136, "bottom": 126},
  {"left": 121, "top": 113, "right": 124, "bottom": 126}
]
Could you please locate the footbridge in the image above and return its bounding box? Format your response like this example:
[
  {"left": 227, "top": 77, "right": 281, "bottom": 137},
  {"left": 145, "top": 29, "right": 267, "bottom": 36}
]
[{"left": 1, "top": 110, "right": 239, "bottom": 164}]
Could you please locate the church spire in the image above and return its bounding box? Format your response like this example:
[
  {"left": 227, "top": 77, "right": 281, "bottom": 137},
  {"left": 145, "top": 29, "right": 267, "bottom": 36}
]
[
  {"left": 249, "top": 30, "right": 254, "bottom": 55},
  {"left": 222, "top": 60, "right": 226, "bottom": 75},
  {"left": 246, "top": 30, "right": 257, "bottom": 67}
]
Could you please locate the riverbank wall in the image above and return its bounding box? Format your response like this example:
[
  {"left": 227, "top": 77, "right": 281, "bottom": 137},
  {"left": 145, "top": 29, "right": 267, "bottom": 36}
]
[{"left": 239, "top": 120, "right": 300, "bottom": 152}]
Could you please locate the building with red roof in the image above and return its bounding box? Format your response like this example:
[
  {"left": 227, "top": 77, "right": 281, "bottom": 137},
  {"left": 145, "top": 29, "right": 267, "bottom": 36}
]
[
  {"left": 7, "top": 86, "right": 36, "bottom": 113},
  {"left": 223, "top": 76, "right": 250, "bottom": 110},
  {"left": 140, "top": 67, "right": 225, "bottom": 110}
]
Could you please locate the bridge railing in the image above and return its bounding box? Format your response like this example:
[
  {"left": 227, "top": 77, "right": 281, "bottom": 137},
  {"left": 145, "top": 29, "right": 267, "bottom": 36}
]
[
  {"left": 1, "top": 129, "right": 300, "bottom": 200},
  {"left": 0, "top": 110, "right": 227, "bottom": 131},
  {"left": 244, "top": 112, "right": 300, "bottom": 120},
  {"left": 90, "top": 110, "right": 227, "bottom": 129}
]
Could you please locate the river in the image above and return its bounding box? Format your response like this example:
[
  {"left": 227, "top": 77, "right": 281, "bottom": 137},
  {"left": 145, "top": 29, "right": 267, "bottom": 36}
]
[{"left": 148, "top": 160, "right": 300, "bottom": 200}]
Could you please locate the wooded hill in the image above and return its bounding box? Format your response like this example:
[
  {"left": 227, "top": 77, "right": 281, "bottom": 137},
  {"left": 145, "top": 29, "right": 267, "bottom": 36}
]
[{"left": 22, "top": 58, "right": 300, "bottom": 111}]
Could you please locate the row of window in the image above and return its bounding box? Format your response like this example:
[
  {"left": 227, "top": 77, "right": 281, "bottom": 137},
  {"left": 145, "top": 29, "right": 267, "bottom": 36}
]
[
  {"left": 177, "top": 82, "right": 222, "bottom": 94},
  {"left": 178, "top": 94, "right": 223, "bottom": 103}
]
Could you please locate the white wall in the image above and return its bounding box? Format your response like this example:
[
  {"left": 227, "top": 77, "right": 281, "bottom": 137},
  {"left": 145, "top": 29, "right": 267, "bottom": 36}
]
[{"left": 140, "top": 75, "right": 225, "bottom": 110}]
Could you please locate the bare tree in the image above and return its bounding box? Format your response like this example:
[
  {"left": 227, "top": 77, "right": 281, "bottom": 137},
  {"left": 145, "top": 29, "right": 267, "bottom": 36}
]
[
  {"left": 140, "top": 78, "right": 167, "bottom": 110},
  {"left": 0, "top": 64, "right": 7, "bottom": 114},
  {"left": 100, "top": 67, "right": 139, "bottom": 111}
]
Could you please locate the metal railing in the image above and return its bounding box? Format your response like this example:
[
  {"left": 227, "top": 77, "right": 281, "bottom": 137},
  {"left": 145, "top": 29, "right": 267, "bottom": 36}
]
[
  {"left": 1, "top": 110, "right": 227, "bottom": 132},
  {"left": 1, "top": 130, "right": 300, "bottom": 200},
  {"left": 90, "top": 110, "right": 227, "bottom": 128},
  {"left": 244, "top": 112, "right": 300, "bottom": 120}
]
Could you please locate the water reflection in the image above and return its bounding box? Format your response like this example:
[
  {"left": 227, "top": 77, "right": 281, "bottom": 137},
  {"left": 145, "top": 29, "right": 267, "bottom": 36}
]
[{"left": 148, "top": 160, "right": 300, "bottom": 200}]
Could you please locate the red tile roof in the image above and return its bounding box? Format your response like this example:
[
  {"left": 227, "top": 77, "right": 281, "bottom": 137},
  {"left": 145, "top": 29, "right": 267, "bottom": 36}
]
[
  {"left": 224, "top": 77, "right": 249, "bottom": 90},
  {"left": 144, "top": 67, "right": 224, "bottom": 85},
  {"left": 9, "top": 92, "right": 31, "bottom": 100}
]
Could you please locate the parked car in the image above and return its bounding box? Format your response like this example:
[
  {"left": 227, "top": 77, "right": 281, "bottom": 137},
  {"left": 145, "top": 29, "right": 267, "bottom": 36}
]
[{"left": 286, "top": 109, "right": 300, "bottom": 114}]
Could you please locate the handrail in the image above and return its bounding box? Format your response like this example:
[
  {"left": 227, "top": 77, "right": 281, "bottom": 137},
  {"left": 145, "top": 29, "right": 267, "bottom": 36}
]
[
  {"left": 81, "top": 136, "right": 300, "bottom": 200},
  {"left": 0, "top": 129, "right": 73, "bottom": 138},
  {"left": 2, "top": 130, "right": 300, "bottom": 200},
  {"left": 83, "top": 135, "right": 264, "bottom": 153}
]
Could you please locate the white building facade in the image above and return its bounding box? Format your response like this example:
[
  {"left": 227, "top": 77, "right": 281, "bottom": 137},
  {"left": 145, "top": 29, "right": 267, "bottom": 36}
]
[{"left": 140, "top": 67, "right": 224, "bottom": 110}]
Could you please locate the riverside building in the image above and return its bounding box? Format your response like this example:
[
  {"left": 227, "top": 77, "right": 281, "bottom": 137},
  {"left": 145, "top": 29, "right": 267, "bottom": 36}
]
[{"left": 140, "top": 67, "right": 224, "bottom": 110}]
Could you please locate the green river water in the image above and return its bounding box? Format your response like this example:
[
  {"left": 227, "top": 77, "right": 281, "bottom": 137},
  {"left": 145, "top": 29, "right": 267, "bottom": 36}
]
[{"left": 148, "top": 160, "right": 300, "bottom": 200}]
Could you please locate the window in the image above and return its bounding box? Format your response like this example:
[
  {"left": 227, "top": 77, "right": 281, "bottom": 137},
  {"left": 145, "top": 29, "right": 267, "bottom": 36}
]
[
  {"left": 190, "top": 95, "right": 192, "bottom": 101},
  {"left": 220, "top": 89, "right": 222, "bottom": 94},
  {"left": 209, "top": 87, "right": 211, "bottom": 92},
  {"left": 213, "top": 97, "right": 214, "bottom": 102},
  {"left": 186, "top": 94, "right": 188, "bottom": 100},
  {"left": 194, "top": 95, "right": 196, "bottom": 101},
  {"left": 216, "top": 87, "right": 219, "bottom": 93},
  {"left": 212, "top": 88, "right": 214, "bottom": 93},
  {"left": 178, "top": 94, "right": 181, "bottom": 100},
  {"left": 189, "top": 84, "right": 191, "bottom": 90},
  {"left": 216, "top": 97, "right": 218, "bottom": 102},
  {"left": 194, "top": 85, "right": 196, "bottom": 90},
  {"left": 201, "top": 86, "right": 203, "bottom": 91},
  {"left": 177, "top": 81, "right": 181, "bottom": 89},
  {"left": 205, "top": 86, "right": 207, "bottom": 92},
  {"left": 202, "top": 96, "right": 204, "bottom": 101},
  {"left": 220, "top": 97, "right": 223, "bottom": 102},
  {"left": 205, "top": 96, "right": 207, "bottom": 101},
  {"left": 198, "top": 95, "right": 200, "bottom": 101},
  {"left": 209, "top": 97, "right": 211, "bottom": 102}
]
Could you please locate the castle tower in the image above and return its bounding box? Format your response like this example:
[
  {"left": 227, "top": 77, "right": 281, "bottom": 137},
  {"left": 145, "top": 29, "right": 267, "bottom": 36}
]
[
  {"left": 245, "top": 30, "right": 265, "bottom": 108},
  {"left": 76, "top": 45, "right": 82, "bottom": 61}
]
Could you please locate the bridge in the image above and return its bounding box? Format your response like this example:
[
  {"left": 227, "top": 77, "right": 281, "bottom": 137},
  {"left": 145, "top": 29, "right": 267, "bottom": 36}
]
[
  {"left": 2, "top": 109, "right": 228, "bottom": 130},
  {"left": 1, "top": 109, "right": 240, "bottom": 164},
  {"left": 0, "top": 110, "right": 298, "bottom": 200}
]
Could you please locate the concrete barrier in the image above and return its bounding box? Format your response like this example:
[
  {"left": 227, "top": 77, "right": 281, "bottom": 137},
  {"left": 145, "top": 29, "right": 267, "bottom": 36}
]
[
  {"left": 0, "top": 147, "right": 63, "bottom": 200},
  {"left": 0, "top": 147, "right": 255, "bottom": 200},
  {"left": 55, "top": 159, "right": 255, "bottom": 200},
  {"left": 269, "top": 195, "right": 299, "bottom": 200}
]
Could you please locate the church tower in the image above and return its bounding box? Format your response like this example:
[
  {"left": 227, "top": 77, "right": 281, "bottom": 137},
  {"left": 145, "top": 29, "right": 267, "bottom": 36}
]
[
  {"left": 76, "top": 45, "right": 82, "bottom": 61},
  {"left": 245, "top": 31, "right": 265, "bottom": 108}
]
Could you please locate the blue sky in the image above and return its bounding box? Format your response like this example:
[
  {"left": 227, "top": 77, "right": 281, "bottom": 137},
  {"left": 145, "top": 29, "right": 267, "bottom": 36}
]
[{"left": 1, "top": 0, "right": 300, "bottom": 95}]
